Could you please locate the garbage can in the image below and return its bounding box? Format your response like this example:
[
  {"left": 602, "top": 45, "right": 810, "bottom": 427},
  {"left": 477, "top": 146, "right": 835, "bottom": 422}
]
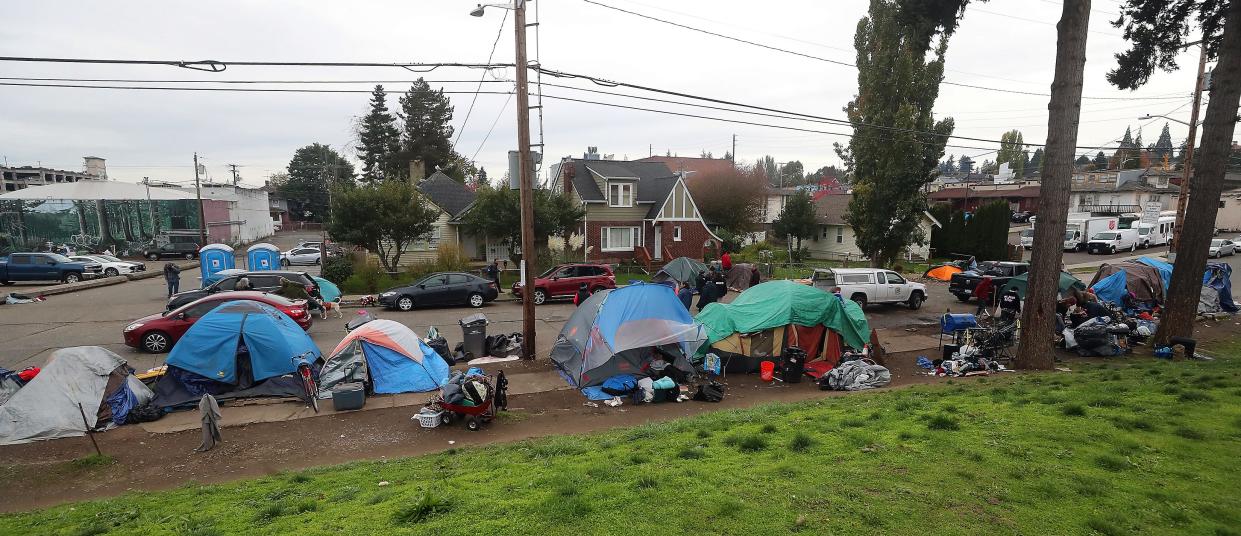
[
  {"left": 781, "top": 346, "right": 806, "bottom": 383},
  {"left": 459, "top": 313, "right": 489, "bottom": 359}
]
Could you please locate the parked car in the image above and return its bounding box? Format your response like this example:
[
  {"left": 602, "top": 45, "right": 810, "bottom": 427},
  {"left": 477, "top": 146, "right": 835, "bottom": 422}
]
[
  {"left": 810, "top": 268, "right": 927, "bottom": 309},
  {"left": 69, "top": 255, "right": 146, "bottom": 277},
  {"left": 511, "top": 264, "right": 617, "bottom": 305},
  {"left": 143, "top": 241, "right": 199, "bottom": 260},
  {"left": 1087, "top": 229, "right": 1139, "bottom": 255},
  {"left": 1011, "top": 211, "right": 1032, "bottom": 223},
  {"left": 1019, "top": 228, "right": 1035, "bottom": 250},
  {"left": 281, "top": 247, "right": 322, "bottom": 266},
  {"left": 948, "top": 261, "right": 1029, "bottom": 303},
  {"left": 166, "top": 270, "right": 318, "bottom": 310},
  {"left": 379, "top": 272, "right": 500, "bottom": 311},
  {"left": 0, "top": 253, "right": 102, "bottom": 285},
  {"left": 125, "top": 291, "right": 312, "bottom": 353},
  {"left": 1209, "top": 239, "right": 1236, "bottom": 258}
]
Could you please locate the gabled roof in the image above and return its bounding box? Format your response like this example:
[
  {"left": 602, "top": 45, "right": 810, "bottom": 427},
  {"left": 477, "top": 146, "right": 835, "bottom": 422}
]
[
  {"left": 643, "top": 177, "right": 680, "bottom": 218},
  {"left": 560, "top": 159, "right": 678, "bottom": 202},
  {"left": 635, "top": 156, "right": 735, "bottom": 177},
  {"left": 929, "top": 185, "right": 1042, "bottom": 200},
  {"left": 416, "top": 171, "right": 475, "bottom": 217},
  {"left": 814, "top": 193, "right": 939, "bottom": 228}
]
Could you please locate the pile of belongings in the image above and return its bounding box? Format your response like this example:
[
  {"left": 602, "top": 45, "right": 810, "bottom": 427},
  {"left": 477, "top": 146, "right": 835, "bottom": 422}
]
[
  {"left": 1065, "top": 316, "right": 1133, "bottom": 357},
  {"left": 449, "top": 332, "right": 524, "bottom": 363},
  {"left": 438, "top": 368, "right": 493, "bottom": 407},
  {"left": 932, "top": 347, "right": 1007, "bottom": 377},
  {"left": 4, "top": 292, "right": 45, "bottom": 305},
  {"left": 817, "top": 356, "right": 891, "bottom": 390},
  {"left": 1199, "top": 262, "right": 1238, "bottom": 316},
  {"left": 582, "top": 358, "right": 698, "bottom": 406},
  {"left": 0, "top": 347, "right": 154, "bottom": 445}
]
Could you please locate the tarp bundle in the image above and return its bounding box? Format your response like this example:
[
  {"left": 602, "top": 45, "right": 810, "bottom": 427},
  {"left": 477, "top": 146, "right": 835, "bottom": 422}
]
[
  {"left": 652, "top": 257, "right": 707, "bottom": 286},
  {"left": 696, "top": 280, "right": 870, "bottom": 351},
  {"left": 312, "top": 276, "right": 342, "bottom": 303},
  {"left": 1088, "top": 262, "right": 1165, "bottom": 302},
  {"left": 552, "top": 284, "right": 706, "bottom": 387},
  {"left": 725, "top": 263, "right": 761, "bottom": 291},
  {"left": 153, "top": 300, "right": 319, "bottom": 409},
  {"left": 0, "top": 346, "right": 153, "bottom": 445},
  {"left": 1090, "top": 271, "right": 1129, "bottom": 306},
  {"left": 320, "top": 319, "right": 449, "bottom": 395},
  {"left": 1203, "top": 262, "right": 1237, "bottom": 313},
  {"left": 1000, "top": 271, "right": 1084, "bottom": 300}
]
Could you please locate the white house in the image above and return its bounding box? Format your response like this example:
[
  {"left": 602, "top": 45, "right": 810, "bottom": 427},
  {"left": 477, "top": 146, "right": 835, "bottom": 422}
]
[{"left": 806, "top": 193, "right": 940, "bottom": 261}]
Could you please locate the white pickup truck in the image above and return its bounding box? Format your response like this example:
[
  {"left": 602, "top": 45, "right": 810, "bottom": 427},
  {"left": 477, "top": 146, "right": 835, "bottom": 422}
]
[{"left": 810, "top": 268, "right": 928, "bottom": 309}]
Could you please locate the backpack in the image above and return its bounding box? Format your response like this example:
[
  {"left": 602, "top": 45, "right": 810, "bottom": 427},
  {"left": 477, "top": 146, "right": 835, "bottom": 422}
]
[{"left": 693, "top": 380, "right": 725, "bottom": 402}]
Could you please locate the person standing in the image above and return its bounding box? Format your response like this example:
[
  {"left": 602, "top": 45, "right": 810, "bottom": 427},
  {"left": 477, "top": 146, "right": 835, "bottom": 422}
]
[
  {"left": 998, "top": 287, "right": 1022, "bottom": 323},
  {"left": 720, "top": 250, "right": 732, "bottom": 271},
  {"left": 697, "top": 267, "right": 719, "bottom": 311},
  {"left": 163, "top": 262, "right": 181, "bottom": 297},
  {"left": 677, "top": 281, "right": 694, "bottom": 311},
  {"left": 484, "top": 259, "right": 501, "bottom": 289},
  {"left": 973, "top": 276, "right": 994, "bottom": 316}
]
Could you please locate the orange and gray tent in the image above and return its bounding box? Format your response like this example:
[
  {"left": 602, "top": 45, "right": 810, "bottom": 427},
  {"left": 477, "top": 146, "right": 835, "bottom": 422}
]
[
  {"left": 320, "top": 319, "right": 450, "bottom": 394},
  {"left": 924, "top": 264, "right": 963, "bottom": 281}
]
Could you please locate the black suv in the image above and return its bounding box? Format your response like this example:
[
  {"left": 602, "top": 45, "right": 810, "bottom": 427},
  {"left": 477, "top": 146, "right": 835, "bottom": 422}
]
[
  {"left": 144, "top": 242, "right": 200, "bottom": 260},
  {"left": 166, "top": 270, "right": 319, "bottom": 310}
]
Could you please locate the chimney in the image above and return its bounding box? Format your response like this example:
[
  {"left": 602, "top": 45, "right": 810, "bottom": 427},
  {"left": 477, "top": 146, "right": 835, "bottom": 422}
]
[
  {"left": 564, "top": 159, "right": 575, "bottom": 198},
  {"left": 409, "top": 159, "right": 425, "bottom": 181}
]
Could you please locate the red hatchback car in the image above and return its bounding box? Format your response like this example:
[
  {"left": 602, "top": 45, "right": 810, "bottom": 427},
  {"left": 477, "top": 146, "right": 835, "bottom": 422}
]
[
  {"left": 124, "top": 291, "right": 312, "bottom": 353},
  {"left": 512, "top": 263, "right": 616, "bottom": 305}
]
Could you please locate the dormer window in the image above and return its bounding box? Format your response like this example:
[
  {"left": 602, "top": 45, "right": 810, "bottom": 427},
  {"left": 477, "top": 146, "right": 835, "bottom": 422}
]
[{"left": 608, "top": 182, "right": 633, "bottom": 207}]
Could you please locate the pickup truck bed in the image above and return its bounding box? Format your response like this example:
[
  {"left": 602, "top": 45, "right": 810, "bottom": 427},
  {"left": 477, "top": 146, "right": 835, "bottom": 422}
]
[
  {"left": 0, "top": 253, "right": 103, "bottom": 284},
  {"left": 948, "top": 261, "right": 1029, "bottom": 303}
]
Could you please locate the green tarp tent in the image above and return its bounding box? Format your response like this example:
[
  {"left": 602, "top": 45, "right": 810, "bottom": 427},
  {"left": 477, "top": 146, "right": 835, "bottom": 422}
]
[
  {"left": 1000, "top": 271, "right": 1085, "bottom": 300},
  {"left": 652, "top": 257, "right": 708, "bottom": 286},
  {"left": 695, "top": 280, "right": 870, "bottom": 350}
]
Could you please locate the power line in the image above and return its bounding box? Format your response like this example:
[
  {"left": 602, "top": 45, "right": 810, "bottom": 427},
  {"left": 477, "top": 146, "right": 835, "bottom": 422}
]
[
  {"left": 471, "top": 91, "right": 516, "bottom": 162},
  {"left": 0, "top": 76, "right": 512, "bottom": 84},
  {"left": 578, "top": 0, "right": 1181, "bottom": 101},
  {"left": 0, "top": 56, "right": 512, "bottom": 72},
  {"left": 453, "top": 8, "right": 510, "bottom": 152},
  {"left": 0, "top": 81, "right": 514, "bottom": 96}
]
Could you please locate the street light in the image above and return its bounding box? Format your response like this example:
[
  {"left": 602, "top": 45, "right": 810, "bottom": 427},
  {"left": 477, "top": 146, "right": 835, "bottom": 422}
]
[
  {"left": 472, "top": 0, "right": 537, "bottom": 360},
  {"left": 1138, "top": 114, "right": 1200, "bottom": 128}
]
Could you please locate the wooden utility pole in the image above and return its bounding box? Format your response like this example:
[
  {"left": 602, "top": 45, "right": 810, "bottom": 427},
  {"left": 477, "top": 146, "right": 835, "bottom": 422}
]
[
  {"left": 731, "top": 134, "right": 736, "bottom": 163},
  {"left": 514, "top": 0, "right": 537, "bottom": 359},
  {"left": 227, "top": 163, "right": 241, "bottom": 186},
  {"left": 1170, "top": 42, "right": 1207, "bottom": 251},
  {"left": 193, "top": 152, "right": 207, "bottom": 246},
  {"left": 1015, "top": 0, "right": 1090, "bottom": 371}
]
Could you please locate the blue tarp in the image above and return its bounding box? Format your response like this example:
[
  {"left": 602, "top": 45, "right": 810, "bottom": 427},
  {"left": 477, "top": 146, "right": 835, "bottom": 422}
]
[
  {"left": 1091, "top": 271, "right": 1128, "bottom": 306},
  {"left": 166, "top": 300, "right": 319, "bottom": 384},
  {"left": 1205, "top": 262, "right": 1238, "bottom": 313},
  {"left": 1135, "top": 257, "right": 1173, "bottom": 291},
  {"left": 363, "top": 340, "right": 448, "bottom": 394}
]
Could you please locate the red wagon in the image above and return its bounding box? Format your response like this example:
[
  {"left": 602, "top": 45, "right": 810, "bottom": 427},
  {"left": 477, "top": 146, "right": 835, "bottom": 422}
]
[{"left": 424, "top": 372, "right": 508, "bottom": 432}]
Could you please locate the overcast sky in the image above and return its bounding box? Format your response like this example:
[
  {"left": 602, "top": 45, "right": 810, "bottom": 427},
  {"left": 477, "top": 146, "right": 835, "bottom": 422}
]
[{"left": 0, "top": 0, "right": 1204, "bottom": 186}]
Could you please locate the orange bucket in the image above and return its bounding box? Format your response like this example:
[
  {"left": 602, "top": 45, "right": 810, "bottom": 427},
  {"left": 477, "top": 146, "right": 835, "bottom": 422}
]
[{"left": 759, "top": 360, "right": 776, "bottom": 382}]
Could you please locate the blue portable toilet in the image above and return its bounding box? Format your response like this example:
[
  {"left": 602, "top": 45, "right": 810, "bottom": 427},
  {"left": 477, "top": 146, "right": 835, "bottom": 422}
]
[
  {"left": 245, "top": 243, "right": 281, "bottom": 271},
  {"left": 198, "top": 244, "right": 236, "bottom": 287}
]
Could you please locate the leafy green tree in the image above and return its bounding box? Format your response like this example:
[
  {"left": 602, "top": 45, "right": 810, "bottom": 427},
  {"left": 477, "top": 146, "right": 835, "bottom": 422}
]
[
  {"left": 282, "top": 144, "right": 356, "bottom": 222},
  {"left": 772, "top": 190, "right": 817, "bottom": 253},
  {"left": 958, "top": 155, "right": 974, "bottom": 173},
  {"left": 835, "top": 0, "right": 960, "bottom": 267},
  {"left": 1108, "top": 0, "right": 1241, "bottom": 346},
  {"left": 460, "top": 186, "right": 569, "bottom": 260},
  {"left": 355, "top": 85, "right": 401, "bottom": 183},
  {"left": 1030, "top": 148, "right": 1046, "bottom": 174},
  {"left": 1093, "top": 151, "right": 1109, "bottom": 170},
  {"left": 1074, "top": 153, "right": 1090, "bottom": 166},
  {"left": 546, "top": 192, "right": 586, "bottom": 252},
  {"left": 687, "top": 165, "right": 766, "bottom": 237},
  {"left": 327, "top": 180, "right": 439, "bottom": 272},
  {"left": 997, "top": 129, "right": 1026, "bottom": 178},
  {"left": 397, "top": 78, "right": 456, "bottom": 181},
  {"left": 780, "top": 161, "right": 805, "bottom": 185}
]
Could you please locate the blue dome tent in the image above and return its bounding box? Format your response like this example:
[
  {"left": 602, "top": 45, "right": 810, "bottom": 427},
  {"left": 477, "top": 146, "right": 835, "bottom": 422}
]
[
  {"left": 245, "top": 243, "right": 281, "bottom": 271},
  {"left": 551, "top": 283, "right": 706, "bottom": 387},
  {"left": 152, "top": 300, "right": 320, "bottom": 409},
  {"left": 198, "top": 244, "right": 236, "bottom": 287}
]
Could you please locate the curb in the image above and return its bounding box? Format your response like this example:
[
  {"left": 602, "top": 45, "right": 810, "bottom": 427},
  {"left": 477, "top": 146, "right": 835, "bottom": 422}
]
[{"left": 13, "top": 260, "right": 201, "bottom": 297}]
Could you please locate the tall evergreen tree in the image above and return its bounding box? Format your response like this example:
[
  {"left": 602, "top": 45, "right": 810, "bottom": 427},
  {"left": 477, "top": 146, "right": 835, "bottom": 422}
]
[
  {"left": 958, "top": 155, "right": 974, "bottom": 173},
  {"left": 355, "top": 85, "right": 401, "bottom": 183},
  {"left": 835, "top": 0, "right": 961, "bottom": 267},
  {"left": 1074, "top": 153, "right": 1090, "bottom": 166},
  {"left": 1030, "top": 147, "right": 1046, "bottom": 173},
  {"left": 1152, "top": 122, "right": 1175, "bottom": 164},
  {"left": 1108, "top": 0, "right": 1241, "bottom": 346},
  {"left": 397, "top": 78, "right": 456, "bottom": 181},
  {"left": 1093, "top": 151, "right": 1109, "bottom": 170}
]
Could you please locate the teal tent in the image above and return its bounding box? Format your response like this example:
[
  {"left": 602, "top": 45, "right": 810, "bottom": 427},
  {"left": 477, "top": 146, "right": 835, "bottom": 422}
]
[
  {"left": 695, "top": 280, "right": 870, "bottom": 350},
  {"left": 312, "top": 276, "right": 342, "bottom": 303},
  {"left": 1000, "top": 271, "right": 1085, "bottom": 300},
  {"left": 652, "top": 257, "right": 708, "bottom": 286}
]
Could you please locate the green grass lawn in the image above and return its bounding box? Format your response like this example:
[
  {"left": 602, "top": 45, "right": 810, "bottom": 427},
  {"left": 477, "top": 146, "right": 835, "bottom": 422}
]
[{"left": 8, "top": 350, "right": 1241, "bottom": 535}]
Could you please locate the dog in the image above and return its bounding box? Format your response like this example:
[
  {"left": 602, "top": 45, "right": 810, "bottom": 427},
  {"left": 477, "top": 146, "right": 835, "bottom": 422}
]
[{"left": 320, "top": 300, "right": 344, "bottom": 319}]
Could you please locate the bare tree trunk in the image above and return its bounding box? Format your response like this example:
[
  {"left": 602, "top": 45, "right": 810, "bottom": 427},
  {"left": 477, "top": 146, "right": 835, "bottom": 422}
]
[
  {"left": 1157, "top": 0, "right": 1241, "bottom": 348},
  {"left": 95, "top": 200, "right": 114, "bottom": 245},
  {"left": 1016, "top": 0, "right": 1090, "bottom": 371}
]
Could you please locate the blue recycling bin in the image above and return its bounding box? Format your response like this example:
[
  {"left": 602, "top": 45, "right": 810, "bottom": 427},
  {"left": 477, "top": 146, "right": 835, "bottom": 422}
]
[
  {"left": 245, "top": 243, "right": 281, "bottom": 271},
  {"left": 198, "top": 244, "right": 236, "bottom": 287}
]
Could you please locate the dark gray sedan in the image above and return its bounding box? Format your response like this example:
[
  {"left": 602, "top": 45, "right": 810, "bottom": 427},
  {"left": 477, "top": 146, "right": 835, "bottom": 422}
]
[
  {"left": 378, "top": 272, "right": 500, "bottom": 310},
  {"left": 166, "top": 270, "right": 318, "bottom": 310}
]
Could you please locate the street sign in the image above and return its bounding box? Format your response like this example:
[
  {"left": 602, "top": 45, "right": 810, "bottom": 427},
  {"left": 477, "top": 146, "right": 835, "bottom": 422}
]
[{"left": 1141, "top": 201, "right": 1162, "bottom": 224}]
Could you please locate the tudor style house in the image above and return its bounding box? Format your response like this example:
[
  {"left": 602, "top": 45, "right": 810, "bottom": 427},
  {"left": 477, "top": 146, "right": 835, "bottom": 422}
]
[{"left": 550, "top": 152, "right": 721, "bottom": 264}]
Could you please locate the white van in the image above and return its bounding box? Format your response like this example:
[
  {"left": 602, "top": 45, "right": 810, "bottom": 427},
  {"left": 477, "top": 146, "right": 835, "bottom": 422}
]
[
  {"left": 810, "top": 268, "right": 928, "bottom": 309},
  {"left": 1020, "top": 228, "right": 1035, "bottom": 249},
  {"left": 1136, "top": 216, "right": 1175, "bottom": 248},
  {"left": 1087, "top": 229, "right": 1139, "bottom": 254}
]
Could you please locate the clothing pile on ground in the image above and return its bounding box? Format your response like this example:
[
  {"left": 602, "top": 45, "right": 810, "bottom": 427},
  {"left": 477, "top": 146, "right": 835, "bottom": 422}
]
[
  {"left": 437, "top": 368, "right": 494, "bottom": 407},
  {"left": 581, "top": 358, "right": 699, "bottom": 406},
  {"left": 4, "top": 292, "right": 45, "bottom": 305},
  {"left": 817, "top": 356, "right": 891, "bottom": 390},
  {"left": 923, "top": 352, "right": 1007, "bottom": 377}
]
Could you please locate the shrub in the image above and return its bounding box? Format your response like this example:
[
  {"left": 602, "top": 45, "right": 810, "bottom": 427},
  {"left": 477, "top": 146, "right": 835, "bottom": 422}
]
[
  {"left": 342, "top": 261, "right": 388, "bottom": 294},
  {"left": 320, "top": 255, "right": 354, "bottom": 285}
]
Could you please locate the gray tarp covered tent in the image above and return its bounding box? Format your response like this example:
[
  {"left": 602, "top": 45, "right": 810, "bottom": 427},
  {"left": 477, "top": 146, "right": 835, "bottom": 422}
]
[
  {"left": 0, "top": 346, "right": 153, "bottom": 445},
  {"left": 652, "top": 257, "right": 708, "bottom": 286},
  {"left": 725, "top": 263, "right": 761, "bottom": 291}
]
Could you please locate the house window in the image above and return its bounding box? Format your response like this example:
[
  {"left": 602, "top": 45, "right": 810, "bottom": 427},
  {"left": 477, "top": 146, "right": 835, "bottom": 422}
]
[
  {"left": 673, "top": 226, "right": 682, "bottom": 242},
  {"left": 608, "top": 183, "right": 633, "bottom": 207},
  {"left": 1148, "top": 194, "right": 1162, "bottom": 203},
  {"left": 601, "top": 226, "right": 637, "bottom": 251},
  {"left": 835, "top": 227, "right": 844, "bottom": 244}
]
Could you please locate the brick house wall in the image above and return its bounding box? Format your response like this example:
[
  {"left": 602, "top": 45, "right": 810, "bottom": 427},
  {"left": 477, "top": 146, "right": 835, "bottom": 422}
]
[{"left": 586, "top": 219, "right": 717, "bottom": 263}]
